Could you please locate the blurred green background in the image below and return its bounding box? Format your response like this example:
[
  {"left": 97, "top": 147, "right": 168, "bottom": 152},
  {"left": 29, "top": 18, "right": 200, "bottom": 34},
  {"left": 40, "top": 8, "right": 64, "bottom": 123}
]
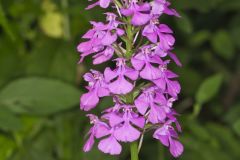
[{"left": 0, "top": 0, "right": 240, "bottom": 160}]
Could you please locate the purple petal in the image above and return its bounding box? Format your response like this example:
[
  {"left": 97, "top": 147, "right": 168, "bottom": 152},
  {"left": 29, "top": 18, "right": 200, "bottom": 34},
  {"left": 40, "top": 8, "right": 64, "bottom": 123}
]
[
  {"left": 154, "top": 92, "right": 167, "bottom": 105},
  {"left": 131, "top": 57, "right": 145, "bottom": 71},
  {"left": 130, "top": 117, "right": 145, "bottom": 128},
  {"left": 116, "top": 28, "right": 125, "bottom": 36},
  {"left": 159, "top": 34, "right": 175, "bottom": 50},
  {"left": 104, "top": 67, "right": 118, "bottom": 82},
  {"left": 155, "top": 134, "right": 170, "bottom": 147},
  {"left": 168, "top": 52, "right": 182, "bottom": 67},
  {"left": 77, "top": 41, "right": 92, "bottom": 53},
  {"left": 86, "top": 1, "right": 99, "bottom": 10},
  {"left": 169, "top": 139, "right": 184, "bottom": 157},
  {"left": 167, "top": 80, "right": 181, "bottom": 97},
  {"left": 108, "top": 76, "right": 133, "bottom": 94},
  {"left": 159, "top": 24, "right": 173, "bottom": 33},
  {"left": 114, "top": 122, "right": 140, "bottom": 142},
  {"left": 151, "top": 1, "right": 165, "bottom": 15},
  {"left": 154, "top": 45, "right": 168, "bottom": 57},
  {"left": 101, "top": 32, "right": 117, "bottom": 45},
  {"left": 164, "top": 7, "right": 181, "bottom": 17},
  {"left": 138, "top": 3, "right": 151, "bottom": 11},
  {"left": 153, "top": 127, "right": 170, "bottom": 146},
  {"left": 134, "top": 95, "right": 149, "bottom": 115},
  {"left": 124, "top": 67, "right": 139, "bottom": 80},
  {"left": 153, "top": 78, "right": 166, "bottom": 91},
  {"left": 143, "top": 24, "right": 158, "bottom": 43},
  {"left": 108, "top": 113, "right": 124, "bottom": 127},
  {"left": 97, "top": 87, "right": 110, "bottom": 97},
  {"left": 100, "top": 0, "right": 111, "bottom": 8},
  {"left": 148, "top": 105, "right": 166, "bottom": 124},
  {"left": 83, "top": 134, "right": 95, "bottom": 152},
  {"left": 148, "top": 55, "right": 164, "bottom": 64},
  {"left": 121, "top": 8, "right": 134, "bottom": 16},
  {"left": 93, "top": 47, "right": 114, "bottom": 64},
  {"left": 83, "top": 72, "right": 94, "bottom": 82},
  {"left": 132, "top": 12, "right": 151, "bottom": 26},
  {"left": 80, "top": 91, "right": 99, "bottom": 111},
  {"left": 95, "top": 124, "right": 110, "bottom": 138},
  {"left": 165, "top": 70, "right": 178, "bottom": 78},
  {"left": 140, "top": 63, "right": 161, "bottom": 80},
  {"left": 82, "top": 29, "right": 95, "bottom": 39},
  {"left": 144, "top": 32, "right": 158, "bottom": 43},
  {"left": 98, "top": 135, "right": 122, "bottom": 155}
]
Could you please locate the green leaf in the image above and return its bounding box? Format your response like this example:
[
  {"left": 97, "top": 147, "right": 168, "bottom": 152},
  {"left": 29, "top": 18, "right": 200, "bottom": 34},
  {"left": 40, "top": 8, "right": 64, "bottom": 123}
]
[
  {"left": 190, "top": 30, "right": 211, "bottom": 47},
  {"left": 176, "top": 13, "right": 193, "bottom": 34},
  {"left": 0, "top": 106, "right": 22, "bottom": 131},
  {"left": 219, "top": 0, "right": 240, "bottom": 11},
  {"left": 0, "top": 77, "right": 81, "bottom": 115},
  {"left": 233, "top": 119, "right": 240, "bottom": 136},
  {"left": 0, "top": 135, "right": 16, "bottom": 160},
  {"left": 230, "top": 13, "right": 240, "bottom": 49},
  {"left": 196, "top": 73, "right": 223, "bottom": 104},
  {"left": 0, "top": 2, "right": 16, "bottom": 41},
  {"left": 211, "top": 30, "right": 235, "bottom": 60},
  {"left": 206, "top": 123, "right": 240, "bottom": 158},
  {"left": 224, "top": 103, "right": 240, "bottom": 124},
  {"left": 26, "top": 39, "right": 78, "bottom": 83},
  {"left": 0, "top": 38, "right": 23, "bottom": 87}
]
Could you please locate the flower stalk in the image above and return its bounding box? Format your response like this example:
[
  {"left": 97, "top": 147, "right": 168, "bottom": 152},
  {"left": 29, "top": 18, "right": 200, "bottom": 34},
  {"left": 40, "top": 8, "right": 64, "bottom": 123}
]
[
  {"left": 130, "top": 141, "right": 139, "bottom": 160},
  {"left": 126, "top": 17, "right": 134, "bottom": 59}
]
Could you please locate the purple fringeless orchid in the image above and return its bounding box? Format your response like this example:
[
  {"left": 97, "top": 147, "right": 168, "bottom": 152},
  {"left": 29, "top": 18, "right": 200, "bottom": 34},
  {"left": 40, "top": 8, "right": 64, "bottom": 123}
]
[{"left": 78, "top": 0, "right": 184, "bottom": 159}]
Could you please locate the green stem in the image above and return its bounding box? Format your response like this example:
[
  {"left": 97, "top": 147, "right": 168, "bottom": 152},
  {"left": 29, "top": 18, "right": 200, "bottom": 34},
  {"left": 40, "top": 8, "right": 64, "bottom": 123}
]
[
  {"left": 126, "top": 17, "right": 134, "bottom": 59},
  {"left": 192, "top": 103, "right": 202, "bottom": 119},
  {"left": 130, "top": 141, "right": 139, "bottom": 160}
]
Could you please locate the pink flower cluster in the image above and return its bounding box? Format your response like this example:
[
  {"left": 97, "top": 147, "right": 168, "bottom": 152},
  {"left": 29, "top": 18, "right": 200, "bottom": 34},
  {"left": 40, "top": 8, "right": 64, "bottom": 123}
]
[{"left": 78, "top": 0, "right": 183, "bottom": 157}]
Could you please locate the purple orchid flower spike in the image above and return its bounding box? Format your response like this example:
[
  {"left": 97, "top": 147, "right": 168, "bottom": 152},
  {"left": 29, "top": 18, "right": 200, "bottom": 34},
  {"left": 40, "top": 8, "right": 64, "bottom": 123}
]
[
  {"left": 104, "top": 58, "right": 138, "bottom": 94},
  {"left": 83, "top": 114, "right": 110, "bottom": 152},
  {"left": 153, "top": 120, "right": 184, "bottom": 157},
  {"left": 121, "top": 0, "right": 151, "bottom": 26},
  {"left": 86, "top": 0, "right": 112, "bottom": 10},
  {"left": 79, "top": 0, "right": 184, "bottom": 158},
  {"left": 80, "top": 70, "right": 110, "bottom": 111}
]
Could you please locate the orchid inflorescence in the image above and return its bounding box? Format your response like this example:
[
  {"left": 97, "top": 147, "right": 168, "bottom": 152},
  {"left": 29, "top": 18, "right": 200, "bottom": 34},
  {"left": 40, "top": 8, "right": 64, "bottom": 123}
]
[{"left": 78, "top": 0, "right": 183, "bottom": 158}]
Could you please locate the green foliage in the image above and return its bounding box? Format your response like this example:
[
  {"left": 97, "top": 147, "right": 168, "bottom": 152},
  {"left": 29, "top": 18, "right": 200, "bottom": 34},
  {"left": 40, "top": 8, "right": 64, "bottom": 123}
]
[
  {"left": 0, "top": 106, "right": 22, "bottom": 131},
  {"left": 0, "top": 77, "right": 81, "bottom": 115},
  {"left": 211, "top": 30, "right": 235, "bottom": 60},
  {"left": 0, "top": 2, "right": 16, "bottom": 41},
  {"left": 0, "top": 0, "right": 239, "bottom": 159},
  {"left": 196, "top": 73, "right": 223, "bottom": 105}
]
